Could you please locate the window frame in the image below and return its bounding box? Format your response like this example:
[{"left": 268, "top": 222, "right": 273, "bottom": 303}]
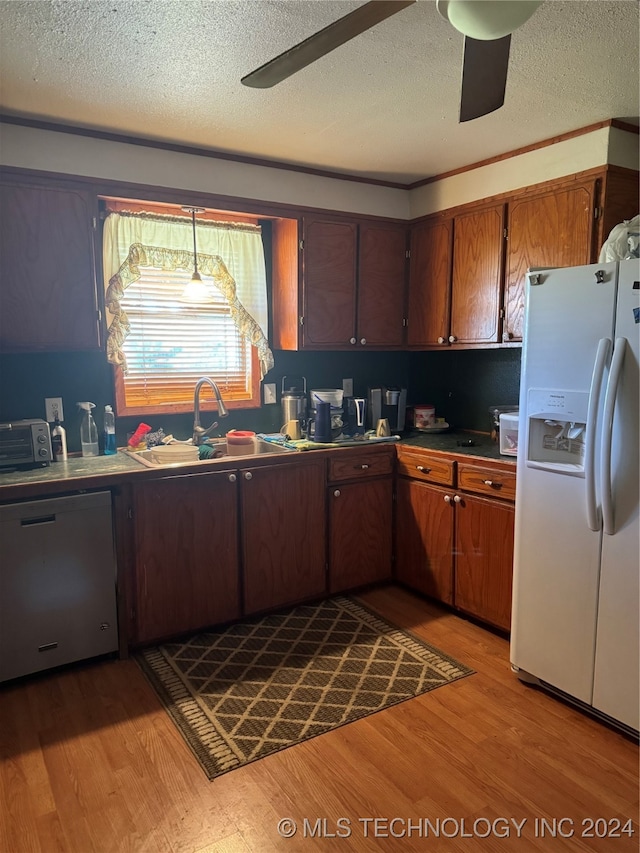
[{"left": 103, "top": 198, "right": 265, "bottom": 417}]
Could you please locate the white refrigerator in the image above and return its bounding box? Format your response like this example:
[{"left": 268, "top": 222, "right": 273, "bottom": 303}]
[{"left": 510, "top": 259, "right": 639, "bottom": 733}]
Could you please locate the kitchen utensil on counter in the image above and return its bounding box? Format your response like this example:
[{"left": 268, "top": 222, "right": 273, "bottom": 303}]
[
  {"left": 369, "top": 387, "right": 407, "bottom": 433},
  {"left": 376, "top": 418, "right": 391, "bottom": 437},
  {"left": 226, "top": 430, "right": 257, "bottom": 456},
  {"left": 413, "top": 403, "right": 436, "bottom": 429},
  {"left": 489, "top": 405, "right": 518, "bottom": 442},
  {"left": 345, "top": 397, "right": 366, "bottom": 436},
  {"left": 313, "top": 401, "right": 332, "bottom": 443},
  {"left": 281, "top": 377, "right": 307, "bottom": 425},
  {"left": 280, "top": 419, "right": 302, "bottom": 440}
]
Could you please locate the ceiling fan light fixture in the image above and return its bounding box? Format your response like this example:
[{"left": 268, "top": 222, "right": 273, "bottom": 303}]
[
  {"left": 436, "top": 0, "right": 542, "bottom": 41},
  {"left": 179, "top": 206, "right": 214, "bottom": 304}
]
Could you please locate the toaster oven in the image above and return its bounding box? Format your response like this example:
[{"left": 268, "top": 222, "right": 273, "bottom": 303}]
[{"left": 0, "top": 418, "right": 53, "bottom": 469}]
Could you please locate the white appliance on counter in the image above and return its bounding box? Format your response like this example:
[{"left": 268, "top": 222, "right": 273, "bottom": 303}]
[{"left": 511, "top": 259, "right": 639, "bottom": 733}]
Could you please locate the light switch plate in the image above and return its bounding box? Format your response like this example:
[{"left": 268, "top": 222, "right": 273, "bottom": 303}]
[
  {"left": 45, "top": 397, "right": 64, "bottom": 422},
  {"left": 263, "top": 383, "right": 277, "bottom": 405},
  {"left": 342, "top": 378, "right": 353, "bottom": 397}
]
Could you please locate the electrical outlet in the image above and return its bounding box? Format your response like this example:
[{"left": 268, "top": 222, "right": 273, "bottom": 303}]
[
  {"left": 45, "top": 397, "right": 64, "bottom": 423},
  {"left": 263, "top": 383, "right": 277, "bottom": 405},
  {"left": 342, "top": 378, "right": 353, "bottom": 397}
]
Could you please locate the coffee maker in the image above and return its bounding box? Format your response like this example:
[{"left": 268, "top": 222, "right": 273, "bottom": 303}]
[{"left": 368, "top": 387, "right": 407, "bottom": 433}]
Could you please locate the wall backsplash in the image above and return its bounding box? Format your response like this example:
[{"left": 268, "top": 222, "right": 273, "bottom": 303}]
[{"left": 0, "top": 346, "right": 520, "bottom": 452}]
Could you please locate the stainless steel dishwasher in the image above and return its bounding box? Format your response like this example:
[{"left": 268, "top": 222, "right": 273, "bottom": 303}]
[{"left": 0, "top": 490, "right": 118, "bottom": 682}]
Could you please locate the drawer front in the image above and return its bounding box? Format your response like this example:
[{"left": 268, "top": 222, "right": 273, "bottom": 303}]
[
  {"left": 396, "top": 450, "right": 454, "bottom": 486},
  {"left": 328, "top": 450, "right": 393, "bottom": 482},
  {"left": 458, "top": 463, "right": 516, "bottom": 501}
]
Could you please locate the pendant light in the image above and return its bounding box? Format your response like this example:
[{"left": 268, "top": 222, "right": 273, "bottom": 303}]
[{"left": 179, "top": 206, "right": 214, "bottom": 303}]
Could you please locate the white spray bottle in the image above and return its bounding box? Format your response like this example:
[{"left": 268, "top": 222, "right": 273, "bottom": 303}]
[{"left": 77, "top": 402, "right": 99, "bottom": 457}]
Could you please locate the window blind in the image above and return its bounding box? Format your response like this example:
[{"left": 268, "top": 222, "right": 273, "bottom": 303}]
[{"left": 120, "top": 266, "right": 251, "bottom": 409}]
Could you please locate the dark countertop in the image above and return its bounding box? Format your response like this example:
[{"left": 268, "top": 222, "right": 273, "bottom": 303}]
[
  {"left": 0, "top": 430, "right": 514, "bottom": 501},
  {"left": 400, "top": 429, "right": 515, "bottom": 464}
]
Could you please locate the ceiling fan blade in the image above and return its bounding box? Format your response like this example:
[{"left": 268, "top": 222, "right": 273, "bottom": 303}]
[
  {"left": 242, "top": 0, "right": 416, "bottom": 88},
  {"left": 459, "top": 34, "right": 511, "bottom": 122}
]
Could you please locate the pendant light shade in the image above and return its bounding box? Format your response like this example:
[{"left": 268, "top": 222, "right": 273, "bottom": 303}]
[{"left": 180, "top": 206, "right": 214, "bottom": 303}]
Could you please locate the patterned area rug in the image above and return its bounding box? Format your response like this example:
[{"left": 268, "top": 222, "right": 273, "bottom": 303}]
[{"left": 136, "top": 596, "right": 474, "bottom": 780}]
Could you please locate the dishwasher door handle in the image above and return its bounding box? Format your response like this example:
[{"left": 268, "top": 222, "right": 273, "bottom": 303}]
[{"left": 20, "top": 514, "right": 56, "bottom": 526}]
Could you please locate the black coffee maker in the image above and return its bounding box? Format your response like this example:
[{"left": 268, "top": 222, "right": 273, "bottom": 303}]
[
  {"left": 344, "top": 397, "right": 367, "bottom": 436},
  {"left": 368, "top": 387, "right": 407, "bottom": 432}
]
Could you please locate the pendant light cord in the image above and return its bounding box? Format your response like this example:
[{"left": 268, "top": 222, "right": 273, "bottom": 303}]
[{"left": 191, "top": 209, "right": 199, "bottom": 278}]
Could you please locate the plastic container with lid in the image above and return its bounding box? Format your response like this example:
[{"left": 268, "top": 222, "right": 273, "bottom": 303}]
[
  {"left": 413, "top": 404, "right": 436, "bottom": 429},
  {"left": 226, "top": 430, "right": 256, "bottom": 456},
  {"left": 499, "top": 412, "right": 520, "bottom": 456}
]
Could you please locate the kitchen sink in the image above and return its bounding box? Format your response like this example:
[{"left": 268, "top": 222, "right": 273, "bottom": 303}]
[{"left": 123, "top": 439, "right": 293, "bottom": 469}]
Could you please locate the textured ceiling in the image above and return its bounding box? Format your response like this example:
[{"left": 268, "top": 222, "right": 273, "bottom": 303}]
[{"left": 0, "top": 0, "right": 638, "bottom": 184}]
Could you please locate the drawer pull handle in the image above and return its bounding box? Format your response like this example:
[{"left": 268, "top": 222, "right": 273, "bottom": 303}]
[
  {"left": 483, "top": 479, "right": 501, "bottom": 488},
  {"left": 416, "top": 465, "right": 431, "bottom": 473},
  {"left": 359, "top": 464, "right": 370, "bottom": 470}
]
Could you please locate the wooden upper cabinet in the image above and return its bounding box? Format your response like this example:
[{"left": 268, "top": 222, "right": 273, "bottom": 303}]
[
  {"left": 503, "top": 180, "right": 597, "bottom": 342},
  {"left": 407, "top": 218, "right": 452, "bottom": 347},
  {"left": 301, "top": 217, "right": 358, "bottom": 347},
  {"left": 357, "top": 222, "right": 407, "bottom": 347},
  {"left": 450, "top": 204, "right": 505, "bottom": 345},
  {"left": 0, "top": 176, "right": 101, "bottom": 352}
]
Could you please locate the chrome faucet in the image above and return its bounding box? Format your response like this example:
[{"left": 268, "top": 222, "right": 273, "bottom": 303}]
[{"left": 192, "top": 377, "right": 229, "bottom": 446}]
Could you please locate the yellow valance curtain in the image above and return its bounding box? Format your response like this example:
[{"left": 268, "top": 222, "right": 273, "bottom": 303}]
[{"left": 102, "top": 212, "right": 274, "bottom": 379}]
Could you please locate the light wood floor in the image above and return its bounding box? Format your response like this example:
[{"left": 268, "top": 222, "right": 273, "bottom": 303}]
[{"left": 1, "top": 585, "right": 638, "bottom": 853}]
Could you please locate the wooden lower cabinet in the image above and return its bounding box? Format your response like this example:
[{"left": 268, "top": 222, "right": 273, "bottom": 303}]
[
  {"left": 241, "top": 459, "right": 326, "bottom": 615},
  {"left": 329, "top": 477, "right": 393, "bottom": 593},
  {"left": 132, "top": 470, "right": 241, "bottom": 644},
  {"left": 395, "top": 452, "right": 516, "bottom": 631},
  {"left": 395, "top": 478, "right": 454, "bottom": 604},
  {"left": 454, "top": 492, "right": 515, "bottom": 632}
]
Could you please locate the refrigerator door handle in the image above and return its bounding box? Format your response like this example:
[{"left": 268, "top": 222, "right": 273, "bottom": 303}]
[
  {"left": 585, "top": 337, "right": 611, "bottom": 531},
  {"left": 600, "top": 337, "right": 627, "bottom": 535}
]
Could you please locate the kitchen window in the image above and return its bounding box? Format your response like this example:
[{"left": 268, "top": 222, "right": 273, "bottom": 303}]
[{"left": 102, "top": 202, "right": 273, "bottom": 417}]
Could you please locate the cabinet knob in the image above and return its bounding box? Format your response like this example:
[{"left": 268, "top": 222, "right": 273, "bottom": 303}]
[
  {"left": 359, "top": 464, "right": 369, "bottom": 470},
  {"left": 350, "top": 337, "right": 357, "bottom": 345},
  {"left": 502, "top": 331, "right": 513, "bottom": 342},
  {"left": 244, "top": 471, "right": 253, "bottom": 481},
  {"left": 360, "top": 338, "right": 367, "bottom": 345},
  {"left": 334, "top": 489, "right": 341, "bottom": 497},
  {"left": 228, "top": 473, "right": 237, "bottom": 483},
  {"left": 437, "top": 336, "right": 446, "bottom": 344},
  {"left": 416, "top": 465, "right": 431, "bottom": 473},
  {"left": 453, "top": 494, "right": 462, "bottom": 503},
  {"left": 444, "top": 494, "right": 452, "bottom": 503},
  {"left": 448, "top": 335, "right": 457, "bottom": 343}
]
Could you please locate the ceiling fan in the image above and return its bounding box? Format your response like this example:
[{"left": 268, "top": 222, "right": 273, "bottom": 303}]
[{"left": 241, "top": 0, "right": 542, "bottom": 122}]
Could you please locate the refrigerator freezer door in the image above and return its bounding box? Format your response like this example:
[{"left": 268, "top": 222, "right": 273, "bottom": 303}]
[
  {"left": 511, "top": 262, "right": 618, "bottom": 704},
  {"left": 592, "top": 259, "right": 640, "bottom": 730}
]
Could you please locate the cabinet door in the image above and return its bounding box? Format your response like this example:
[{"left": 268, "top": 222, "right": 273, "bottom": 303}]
[
  {"left": 133, "top": 471, "right": 240, "bottom": 644},
  {"left": 504, "top": 181, "right": 596, "bottom": 342},
  {"left": 302, "top": 218, "right": 357, "bottom": 347},
  {"left": 451, "top": 204, "right": 505, "bottom": 344},
  {"left": 454, "top": 492, "right": 514, "bottom": 631},
  {"left": 0, "top": 178, "right": 101, "bottom": 351},
  {"left": 407, "top": 219, "right": 452, "bottom": 347},
  {"left": 329, "top": 477, "right": 393, "bottom": 594},
  {"left": 357, "top": 222, "right": 407, "bottom": 347},
  {"left": 241, "top": 460, "right": 326, "bottom": 614},
  {"left": 395, "top": 478, "right": 454, "bottom": 604}
]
